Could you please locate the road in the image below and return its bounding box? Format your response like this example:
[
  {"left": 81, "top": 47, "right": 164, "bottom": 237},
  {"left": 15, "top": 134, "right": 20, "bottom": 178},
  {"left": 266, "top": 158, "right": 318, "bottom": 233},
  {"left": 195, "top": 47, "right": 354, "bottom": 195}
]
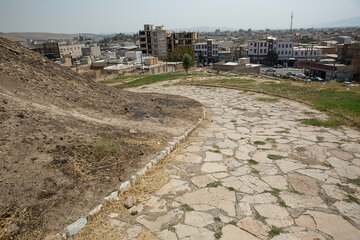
[{"left": 75, "top": 82, "right": 360, "bottom": 240}]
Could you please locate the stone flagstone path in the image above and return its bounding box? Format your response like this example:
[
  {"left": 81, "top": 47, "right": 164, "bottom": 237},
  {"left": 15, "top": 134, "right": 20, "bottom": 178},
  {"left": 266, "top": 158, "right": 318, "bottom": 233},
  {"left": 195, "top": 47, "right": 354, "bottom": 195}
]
[{"left": 91, "top": 82, "right": 360, "bottom": 240}]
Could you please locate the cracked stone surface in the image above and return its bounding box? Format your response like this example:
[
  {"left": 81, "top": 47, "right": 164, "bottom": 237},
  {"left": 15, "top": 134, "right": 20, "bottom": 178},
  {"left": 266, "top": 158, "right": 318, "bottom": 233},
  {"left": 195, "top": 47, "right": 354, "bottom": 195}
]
[{"left": 89, "top": 83, "right": 360, "bottom": 239}]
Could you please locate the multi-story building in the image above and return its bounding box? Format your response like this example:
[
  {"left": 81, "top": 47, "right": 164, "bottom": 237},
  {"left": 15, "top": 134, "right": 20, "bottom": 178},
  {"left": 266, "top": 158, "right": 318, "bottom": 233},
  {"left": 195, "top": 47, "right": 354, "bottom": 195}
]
[
  {"left": 248, "top": 40, "right": 268, "bottom": 56},
  {"left": 194, "top": 39, "right": 219, "bottom": 64},
  {"left": 139, "top": 24, "right": 199, "bottom": 59},
  {"left": 58, "top": 42, "right": 85, "bottom": 58},
  {"left": 275, "top": 41, "right": 293, "bottom": 60},
  {"left": 81, "top": 44, "right": 101, "bottom": 58},
  {"left": 169, "top": 32, "right": 199, "bottom": 51},
  {"left": 293, "top": 47, "right": 322, "bottom": 59},
  {"left": 139, "top": 25, "right": 172, "bottom": 59},
  {"left": 33, "top": 42, "right": 60, "bottom": 59}
]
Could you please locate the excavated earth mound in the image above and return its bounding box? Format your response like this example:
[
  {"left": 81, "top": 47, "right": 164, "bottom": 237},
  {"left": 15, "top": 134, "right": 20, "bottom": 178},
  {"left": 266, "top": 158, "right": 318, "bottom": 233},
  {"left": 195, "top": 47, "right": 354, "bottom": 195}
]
[{"left": 0, "top": 37, "right": 203, "bottom": 239}]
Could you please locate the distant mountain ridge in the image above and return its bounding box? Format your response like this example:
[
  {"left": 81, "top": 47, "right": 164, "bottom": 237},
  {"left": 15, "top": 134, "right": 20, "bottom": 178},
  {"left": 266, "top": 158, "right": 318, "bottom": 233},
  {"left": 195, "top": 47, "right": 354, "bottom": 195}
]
[
  {"left": 171, "top": 26, "right": 238, "bottom": 32},
  {"left": 310, "top": 16, "right": 360, "bottom": 28},
  {"left": 0, "top": 32, "right": 101, "bottom": 41}
]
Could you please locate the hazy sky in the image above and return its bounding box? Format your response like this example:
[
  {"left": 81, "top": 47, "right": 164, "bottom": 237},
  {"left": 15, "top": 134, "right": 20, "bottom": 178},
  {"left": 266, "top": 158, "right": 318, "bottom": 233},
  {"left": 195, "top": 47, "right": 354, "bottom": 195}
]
[{"left": 0, "top": 0, "right": 359, "bottom": 34}]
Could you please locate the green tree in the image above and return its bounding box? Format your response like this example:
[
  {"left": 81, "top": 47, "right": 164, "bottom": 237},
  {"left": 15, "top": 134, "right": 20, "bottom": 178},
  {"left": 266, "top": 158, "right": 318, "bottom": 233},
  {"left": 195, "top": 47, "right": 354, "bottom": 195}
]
[
  {"left": 182, "top": 53, "right": 192, "bottom": 73},
  {"left": 268, "top": 50, "right": 278, "bottom": 65},
  {"left": 166, "top": 46, "right": 195, "bottom": 67}
]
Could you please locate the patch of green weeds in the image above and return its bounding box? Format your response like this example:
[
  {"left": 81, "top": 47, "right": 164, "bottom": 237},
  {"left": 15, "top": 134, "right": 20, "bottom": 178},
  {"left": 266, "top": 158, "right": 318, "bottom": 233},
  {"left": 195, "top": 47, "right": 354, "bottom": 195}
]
[
  {"left": 214, "top": 216, "right": 221, "bottom": 222},
  {"left": 255, "top": 212, "right": 267, "bottom": 224},
  {"left": 248, "top": 159, "right": 259, "bottom": 165},
  {"left": 316, "top": 136, "right": 325, "bottom": 141},
  {"left": 251, "top": 169, "right": 260, "bottom": 174},
  {"left": 206, "top": 181, "right": 222, "bottom": 188},
  {"left": 230, "top": 120, "right": 237, "bottom": 123},
  {"left": 181, "top": 204, "right": 194, "bottom": 212},
  {"left": 295, "top": 147, "right": 306, "bottom": 152},
  {"left": 228, "top": 220, "right": 237, "bottom": 226},
  {"left": 210, "top": 149, "right": 221, "bottom": 153},
  {"left": 266, "top": 138, "right": 276, "bottom": 143},
  {"left": 91, "top": 134, "right": 117, "bottom": 159},
  {"left": 345, "top": 195, "right": 360, "bottom": 204},
  {"left": 214, "top": 231, "right": 222, "bottom": 240},
  {"left": 227, "top": 187, "right": 236, "bottom": 191},
  {"left": 264, "top": 188, "right": 281, "bottom": 197},
  {"left": 300, "top": 118, "right": 342, "bottom": 128},
  {"left": 267, "top": 154, "right": 284, "bottom": 160},
  {"left": 347, "top": 178, "right": 360, "bottom": 187},
  {"left": 254, "top": 141, "right": 266, "bottom": 145},
  {"left": 268, "top": 227, "right": 284, "bottom": 238},
  {"left": 279, "top": 200, "right": 288, "bottom": 208},
  {"left": 256, "top": 97, "right": 279, "bottom": 103}
]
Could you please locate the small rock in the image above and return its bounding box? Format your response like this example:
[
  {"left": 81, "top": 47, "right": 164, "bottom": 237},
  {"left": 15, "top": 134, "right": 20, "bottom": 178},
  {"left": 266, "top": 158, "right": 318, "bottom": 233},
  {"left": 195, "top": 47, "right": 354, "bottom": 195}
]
[
  {"left": 129, "top": 129, "right": 138, "bottom": 134},
  {"left": 6, "top": 223, "right": 19, "bottom": 234},
  {"left": 130, "top": 210, "right": 138, "bottom": 215},
  {"left": 124, "top": 196, "right": 137, "bottom": 209},
  {"left": 138, "top": 151, "right": 144, "bottom": 155},
  {"left": 108, "top": 213, "right": 119, "bottom": 218}
]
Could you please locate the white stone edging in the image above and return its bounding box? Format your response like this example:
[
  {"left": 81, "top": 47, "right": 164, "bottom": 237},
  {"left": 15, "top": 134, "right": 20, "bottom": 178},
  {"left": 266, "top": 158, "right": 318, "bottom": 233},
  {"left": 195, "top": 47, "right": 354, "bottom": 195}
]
[{"left": 60, "top": 106, "right": 206, "bottom": 239}]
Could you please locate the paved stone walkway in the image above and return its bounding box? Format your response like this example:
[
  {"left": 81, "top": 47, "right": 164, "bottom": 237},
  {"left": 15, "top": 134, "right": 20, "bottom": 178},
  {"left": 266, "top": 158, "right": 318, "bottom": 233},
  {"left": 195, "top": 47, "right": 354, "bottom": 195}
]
[{"left": 100, "top": 83, "right": 360, "bottom": 240}]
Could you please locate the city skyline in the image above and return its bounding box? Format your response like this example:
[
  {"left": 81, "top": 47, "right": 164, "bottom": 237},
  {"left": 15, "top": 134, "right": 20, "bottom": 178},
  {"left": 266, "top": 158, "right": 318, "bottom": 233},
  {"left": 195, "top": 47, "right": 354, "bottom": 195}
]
[{"left": 0, "top": 0, "right": 360, "bottom": 34}]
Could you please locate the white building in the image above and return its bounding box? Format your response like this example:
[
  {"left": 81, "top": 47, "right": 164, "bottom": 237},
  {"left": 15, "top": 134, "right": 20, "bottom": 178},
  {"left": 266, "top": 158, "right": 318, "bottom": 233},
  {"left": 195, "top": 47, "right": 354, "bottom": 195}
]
[
  {"left": 248, "top": 41, "right": 268, "bottom": 56},
  {"left": 293, "top": 47, "right": 322, "bottom": 59},
  {"left": 274, "top": 41, "right": 293, "bottom": 60},
  {"left": 125, "top": 51, "right": 142, "bottom": 62},
  {"left": 194, "top": 39, "right": 219, "bottom": 64}
]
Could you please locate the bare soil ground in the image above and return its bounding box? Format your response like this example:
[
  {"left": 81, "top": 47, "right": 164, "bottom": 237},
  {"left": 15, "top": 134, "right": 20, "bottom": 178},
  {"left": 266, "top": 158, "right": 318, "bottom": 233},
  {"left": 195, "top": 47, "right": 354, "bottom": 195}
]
[{"left": 0, "top": 37, "right": 202, "bottom": 239}]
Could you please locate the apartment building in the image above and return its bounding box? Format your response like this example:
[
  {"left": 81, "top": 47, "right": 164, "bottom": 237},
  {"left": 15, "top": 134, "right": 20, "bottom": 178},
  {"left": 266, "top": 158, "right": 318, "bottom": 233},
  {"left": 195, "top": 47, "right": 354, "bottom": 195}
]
[
  {"left": 139, "top": 24, "right": 199, "bottom": 59},
  {"left": 194, "top": 39, "right": 219, "bottom": 64},
  {"left": 33, "top": 42, "right": 60, "bottom": 59},
  {"left": 169, "top": 32, "right": 199, "bottom": 51},
  {"left": 248, "top": 40, "right": 268, "bottom": 56},
  {"left": 275, "top": 41, "right": 293, "bottom": 60},
  {"left": 139, "top": 25, "right": 172, "bottom": 59},
  {"left": 58, "top": 42, "right": 85, "bottom": 58},
  {"left": 293, "top": 47, "right": 322, "bottom": 59},
  {"left": 81, "top": 44, "right": 101, "bottom": 58}
]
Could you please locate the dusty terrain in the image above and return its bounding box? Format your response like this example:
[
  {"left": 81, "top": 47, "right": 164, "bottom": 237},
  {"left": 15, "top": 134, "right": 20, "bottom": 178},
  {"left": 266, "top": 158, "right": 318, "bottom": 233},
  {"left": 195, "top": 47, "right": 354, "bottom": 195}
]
[{"left": 0, "top": 37, "right": 202, "bottom": 239}]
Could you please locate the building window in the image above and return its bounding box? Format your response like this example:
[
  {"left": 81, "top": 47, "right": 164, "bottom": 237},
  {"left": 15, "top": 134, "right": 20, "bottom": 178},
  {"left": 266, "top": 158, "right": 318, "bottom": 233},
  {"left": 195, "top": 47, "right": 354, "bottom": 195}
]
[
  {"left": 295, "top": 52, "right": 298, "bottom": 56},
  {"left": 158, "top": 67, "right": 160, "bottom": 73},
  {"left": 250, "top": 43, "right": 253, "bottom": 45},
  {"left": 286, "top": 44, "right": 288, "bottom": 48},
  {"left": 260, "top": 43, "right": 263, "bottom": 47},
  {"left": 264, "top": 49, "right": 267, "bottom": 54},
  {"left": 278, "top": 44, "right": 281, "bottom": 48},
  {"left": 254, "top": 49, "right": 257, "bottom": 53},
  {"left": 151, "top": 69, "right": 155, "bottom": 74},
  {"left": 289, "top": 44, "right": 292, "bottom": 48},
  {"left": 260, "top": 49, "right": 262, "bottom": 54},
  {"left": 163, "top": 66, "right": 165, "bottom": 71},
  {"left": 282, "top": 44, "right": 284, "bottom": 48},
  {"left": 301, "top": 52, "right": 303, "bottom": 56},
  {"left": 289, "top": 51, "right": 291, "bottom": 55},
  {"left": 254, "top": 43, "right": 257, "bottom": 47},
  {"left": 278, "top": 51, "right": 280, "bottom": 54},
  {"left": 281, "top": 51, "right": 283, "bottom": 54},
  {"left": 285, "top": 51, "right": 287, "bottom": 54}
]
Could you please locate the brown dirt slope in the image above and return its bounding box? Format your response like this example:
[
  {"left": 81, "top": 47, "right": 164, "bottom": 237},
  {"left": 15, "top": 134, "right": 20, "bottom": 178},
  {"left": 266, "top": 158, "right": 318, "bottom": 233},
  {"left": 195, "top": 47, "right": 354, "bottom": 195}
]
[{"left": 0, "top": 37, "right": 202, "bottom": 239}]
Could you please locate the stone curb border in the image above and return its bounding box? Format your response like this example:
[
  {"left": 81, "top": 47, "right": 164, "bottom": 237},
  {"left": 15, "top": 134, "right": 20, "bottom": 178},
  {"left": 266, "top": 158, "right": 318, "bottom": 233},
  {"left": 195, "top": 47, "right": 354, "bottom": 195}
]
[
  {"left": 59, "top": 106, "right": 206, "bottom": 239},
  {"left": 190, "top": 84, "right": 356, "bottom": 125}
]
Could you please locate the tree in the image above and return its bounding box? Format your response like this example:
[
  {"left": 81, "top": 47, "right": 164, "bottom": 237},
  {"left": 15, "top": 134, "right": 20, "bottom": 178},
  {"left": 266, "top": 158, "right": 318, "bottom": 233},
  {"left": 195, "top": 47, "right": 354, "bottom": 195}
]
[
  {"left": 182, "top": 53, "right": 192, "bottom": 73},
  {"left": 267, "top": 50, "right": 278, "bottom": 66},
  {"left": 166, "top": 46, "right": 195, "bottom": 67}
]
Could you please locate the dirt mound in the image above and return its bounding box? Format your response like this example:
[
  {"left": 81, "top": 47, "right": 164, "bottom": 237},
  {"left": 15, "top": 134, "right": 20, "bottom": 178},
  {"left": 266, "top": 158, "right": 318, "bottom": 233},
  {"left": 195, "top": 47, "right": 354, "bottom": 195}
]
[{"left": 0, "top": 37, "right": 202, "bottom": 239}]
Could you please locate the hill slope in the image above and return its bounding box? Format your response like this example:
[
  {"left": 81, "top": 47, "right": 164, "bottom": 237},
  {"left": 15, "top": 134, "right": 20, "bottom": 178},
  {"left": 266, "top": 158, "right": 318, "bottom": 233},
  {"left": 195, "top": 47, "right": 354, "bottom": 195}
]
[{"left": 0, "top": 37, "right": 202, "bottom": 238}]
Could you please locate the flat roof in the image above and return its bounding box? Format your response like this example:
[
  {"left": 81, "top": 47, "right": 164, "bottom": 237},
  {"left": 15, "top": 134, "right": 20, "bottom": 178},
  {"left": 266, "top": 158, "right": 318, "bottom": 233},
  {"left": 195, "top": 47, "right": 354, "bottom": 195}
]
[{"left": 104, "top": 64, "right": 136, "bottom": 70}]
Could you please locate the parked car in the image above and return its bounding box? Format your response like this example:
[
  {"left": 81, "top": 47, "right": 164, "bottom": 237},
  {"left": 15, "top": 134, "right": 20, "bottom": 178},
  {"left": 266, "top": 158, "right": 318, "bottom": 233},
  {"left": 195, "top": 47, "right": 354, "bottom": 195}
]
[
  {"left": 275, "top": 64, "right": 282, "bottom": 68},
  {"left": 287, "top": 71, "right": 295, "bottom": 76},
  {"left": 267, "top": 68, "right": 276, "bottom": 72},
  {"left": 296, "top": 73, "right": 306, "bottom": 78},
  {"left": 198, "top": 63, "right": 203, "bottom": 67}
]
